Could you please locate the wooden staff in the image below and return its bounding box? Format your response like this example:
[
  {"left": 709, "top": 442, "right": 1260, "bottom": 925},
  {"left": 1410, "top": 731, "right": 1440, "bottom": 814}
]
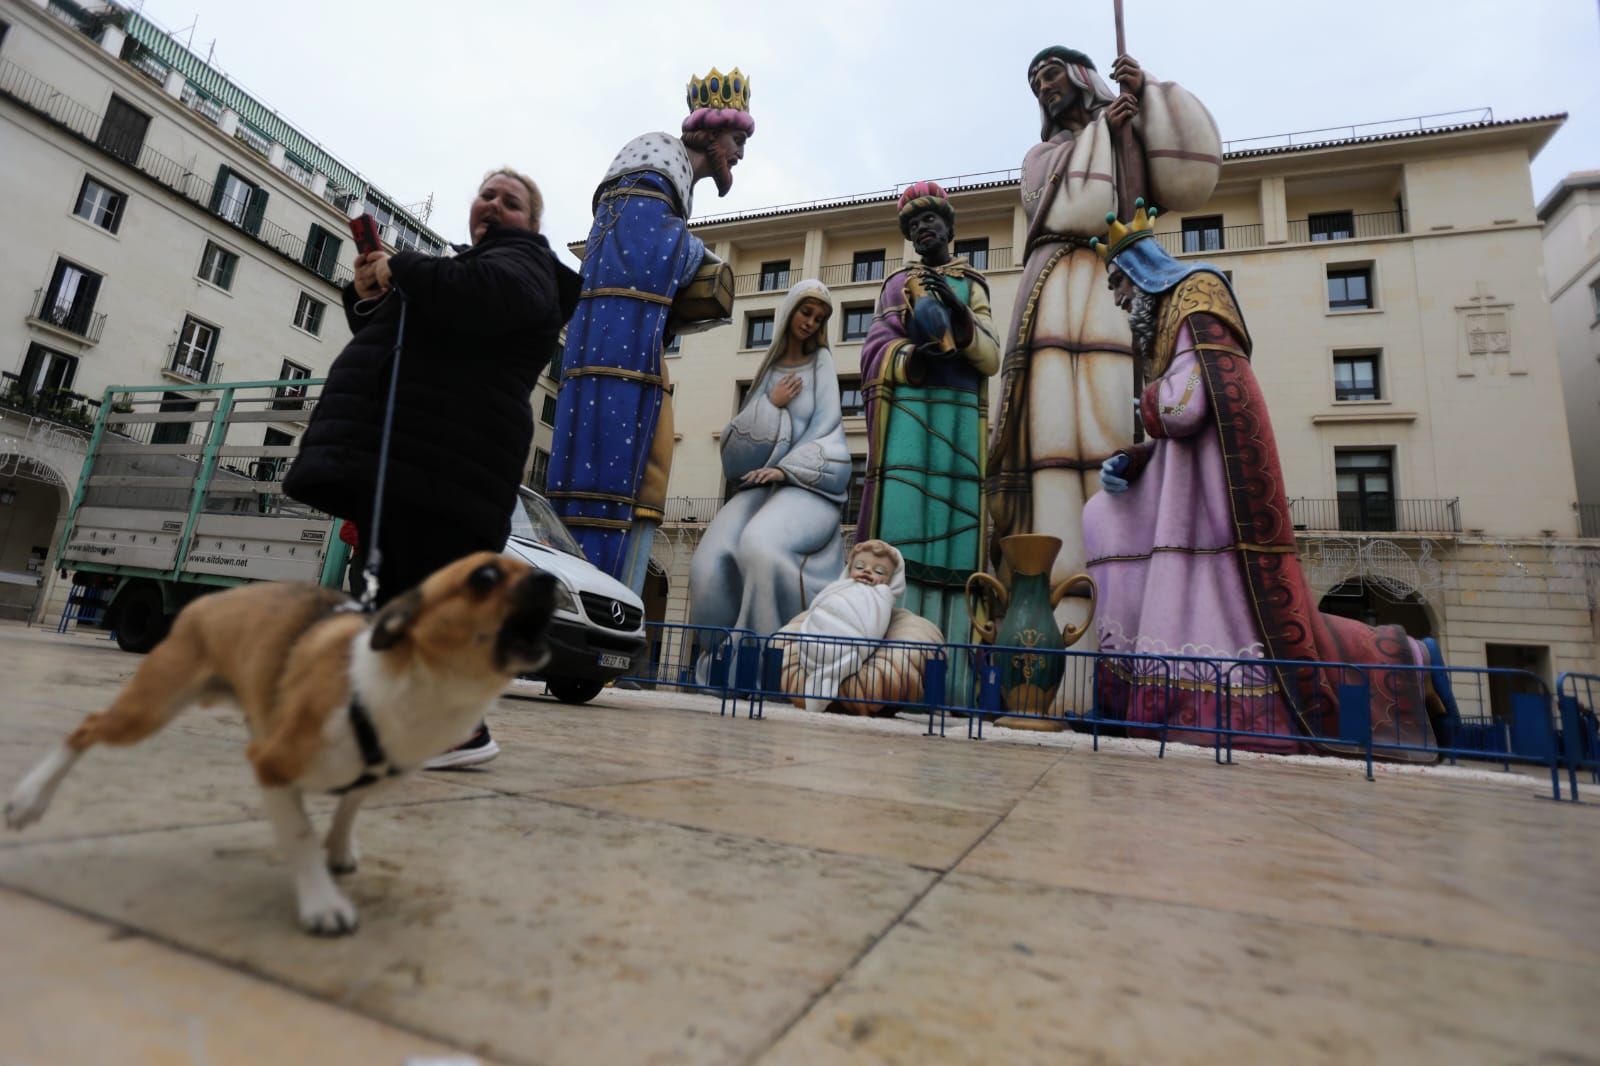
[{"left": 1113, "top": 0, "right": 1150, "bottom": 441}]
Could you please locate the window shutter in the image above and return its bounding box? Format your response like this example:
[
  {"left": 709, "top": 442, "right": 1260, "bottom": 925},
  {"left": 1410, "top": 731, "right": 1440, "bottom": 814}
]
[
  {"left": 243, "top": 186, "right": 268, "bottom": 236},
  {"left": 317, "top": 233, "right": 342, "bottom": 279},
  {"left": 71, "top": 272, "right": 102, "bottom": 332},
  {"left": 208, "top": 165, "right": 229, "bottom": 214}
]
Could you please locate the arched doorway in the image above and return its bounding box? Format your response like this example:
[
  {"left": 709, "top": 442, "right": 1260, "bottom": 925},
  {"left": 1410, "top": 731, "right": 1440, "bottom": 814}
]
[
  {"left": 1317, "top": 578, "right": 1434, "bottom": 637},
  {"left": 0, "top": 463, "right": 72, "bottom": 622}
]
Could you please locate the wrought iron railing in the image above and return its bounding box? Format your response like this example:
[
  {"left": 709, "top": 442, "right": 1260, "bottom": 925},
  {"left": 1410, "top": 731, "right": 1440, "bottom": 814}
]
[
  {"left": 957, "top": 245, "right": 1015, "bottom": 271},
  {"left": 818, "top": 258, "right": 903, "bottom": 287},
  {"left": 1290, "top": 497, "right": 1462, "bottom": 534},
  {"left": 1576, "top": 504, "right": 1600, "bottom": 540},
  {"left": 0, "top": 58, "right": 353, "bottom": 287},
  {"left": 733, "top": 271, "right": 794, "bottom": 297},
  {"left": 1153, "top": 212, "right": 1405, "bottom": 257},
  {"left": 0, "top": 371, "right": 101, "bottom": 430},
  {"left": 162, "top": 345, "right": 221, "bottom": 385},
  {"left": 662, "top": 497, "right": 725, "bottom": 524},
  {"left": 28, "top": 287, "right": 106, "bottom": 343}
]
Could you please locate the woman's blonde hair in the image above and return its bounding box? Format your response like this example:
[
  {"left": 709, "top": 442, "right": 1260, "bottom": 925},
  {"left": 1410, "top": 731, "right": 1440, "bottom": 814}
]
[{"left": 480, "top": 167, "right": 544, "bottom": 232}]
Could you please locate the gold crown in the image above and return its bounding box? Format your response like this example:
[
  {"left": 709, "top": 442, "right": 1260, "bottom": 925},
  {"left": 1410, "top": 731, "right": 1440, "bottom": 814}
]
[
  {"left": 686, "top": 67, "right": 751, "bottom": 114},
  {"left": 1091, "top": 198, "right": 1158, "bottom": 263}
]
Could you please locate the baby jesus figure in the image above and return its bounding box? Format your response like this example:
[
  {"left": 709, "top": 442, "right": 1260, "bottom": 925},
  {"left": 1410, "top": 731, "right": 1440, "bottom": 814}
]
[{"left": 797, "top": 539, "right": 905, "bottom": 713}]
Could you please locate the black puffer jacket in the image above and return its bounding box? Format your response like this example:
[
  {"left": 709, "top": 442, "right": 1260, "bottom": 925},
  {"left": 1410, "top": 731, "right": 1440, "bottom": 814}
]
[{"left": 285, "top": 226, "right": 577, "bottom": 545}]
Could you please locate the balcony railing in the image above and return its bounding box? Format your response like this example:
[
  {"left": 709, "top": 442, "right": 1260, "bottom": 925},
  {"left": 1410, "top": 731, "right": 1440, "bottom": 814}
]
[
  {"left": 733, "top": 271, "right": 792, "bottom": 297},
  {"left": 818, "top": 259, "right": 904, "bottom": 287},
  {"left": 1577, "top": 504, "right": 1600, "bottom": 540},
  {"left": 0, "top": 58, "right": 354, "bottom": 288},
  {"left": 28, "top": 287, "right": 106, "bottom": 343},
  {"left": 957, "top": 246, "right": 1015, "bottom": 272},
  {"left": 1153, "top": 211, "right": 1406, "bottom": 257},
  {"left": 1290, "top": 497, "right": 1461, "bottom": 534},
  {"left": 661, "top": 496, "right": 725, "bottom": 524},
  {"left": 0, "top": 371, "right": 101, "bottom": 430},
  {"left": 162, "top": 346, "right": 222, "bottom": 385}
]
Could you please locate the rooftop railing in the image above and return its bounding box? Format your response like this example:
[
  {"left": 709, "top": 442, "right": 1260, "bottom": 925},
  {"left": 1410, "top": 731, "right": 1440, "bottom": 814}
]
[{"left": 0, "top": 58, "right": 353, "bottom": 287}]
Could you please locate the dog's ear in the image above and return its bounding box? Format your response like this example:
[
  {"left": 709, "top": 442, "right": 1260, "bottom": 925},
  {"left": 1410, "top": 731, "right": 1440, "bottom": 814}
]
[{"left": 370, "top": 588, "right": 423, "bottom": 650}]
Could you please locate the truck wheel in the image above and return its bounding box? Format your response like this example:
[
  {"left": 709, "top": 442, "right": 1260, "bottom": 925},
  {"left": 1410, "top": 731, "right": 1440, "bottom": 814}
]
[
  {"left": 114, "top": 583, "right": 171, "bottom": 654},
  {"left": 546, "top": 677, "right": 605, "bottom": 704}
]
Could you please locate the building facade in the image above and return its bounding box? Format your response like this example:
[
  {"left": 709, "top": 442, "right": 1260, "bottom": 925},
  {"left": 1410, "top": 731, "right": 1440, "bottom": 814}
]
[
  {"left": 652, "top": 112, "right": 1600, "bottom": 694},
  {"left": 0, "top": 0, "right": 445, "bottom": 620},
  {"left": 1540, "top": 171, "right": 1600, "bottom": 535}
]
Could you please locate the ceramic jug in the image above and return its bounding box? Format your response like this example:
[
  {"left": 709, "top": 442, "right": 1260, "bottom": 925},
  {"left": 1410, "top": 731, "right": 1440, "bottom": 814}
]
[{"left": 965, "top": 534, "right": 1096, "bottom": 729}]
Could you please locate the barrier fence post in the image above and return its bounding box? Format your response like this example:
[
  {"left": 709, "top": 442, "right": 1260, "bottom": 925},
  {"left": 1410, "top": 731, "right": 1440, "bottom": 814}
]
[
  {"left": 1337, "top": 675, "right": 1373, "bottom": 782},
  {"left": 923, "top": 657, "right": 947, "bottom": 738},
  {"left": 757, "top": 642, "right": 785, "bottom": 721},
  {"left": 1558, "top": 691, "right": 1582, "bottom": 803}
]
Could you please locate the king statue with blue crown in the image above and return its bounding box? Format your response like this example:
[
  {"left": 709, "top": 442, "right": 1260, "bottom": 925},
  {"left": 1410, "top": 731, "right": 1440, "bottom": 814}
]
[{"left": 545, "top": 67, "right": 753, "bottom": 595}]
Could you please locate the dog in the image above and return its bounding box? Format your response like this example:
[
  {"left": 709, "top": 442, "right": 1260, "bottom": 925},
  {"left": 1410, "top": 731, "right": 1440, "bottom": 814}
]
[{"left": 5, "top": 552, "right": 555, "bottom": 936}]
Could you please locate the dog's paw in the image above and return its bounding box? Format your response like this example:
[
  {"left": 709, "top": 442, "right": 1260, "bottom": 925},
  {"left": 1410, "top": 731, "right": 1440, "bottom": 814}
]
[
  {"left": 5, "top": 787, "right": 46, "bottom": 831},
  {"left": 296, "top": 882, "right": 359, "bottom": 936}
]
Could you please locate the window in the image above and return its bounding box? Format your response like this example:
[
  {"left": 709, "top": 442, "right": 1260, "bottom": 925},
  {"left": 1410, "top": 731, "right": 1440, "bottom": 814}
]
[
  {"left": 258, "top": 427, "right": 295, "bottom": 482},
  {"left": 745, "top": 312, "right": 774, "bottom": 349},
  {"left": 170, "top": 315, "right": 219, "bottom": 381},
  {"left": 151, "top": 391, "right": 198, "bottom": 446},
  {"left": 1335, "top": 449, "right": 1395, "bottom": 532},
  {"left": 303, "top": 224, "right": 342, "bottom": 280},
  {"left": 529, "top": 448, "right": 550, "bottom": 491},
  {"left": 1326, "top": 265, "right": 1373, "bottom": 311},
  {"left": 1333, "top": 351, "right": 1381, "bottom": 402},
  {"left": 953, "top": 238, "right": 989, "bottom": 270},
  {"left": 197, "top": 241, "right": 238, "bottom": 290},
  {"left": 96, "top": 95, "right": 149, "bottom": 164},
  {"left": 1590, "top": 278, "right": 1600, "bottom": 321},
  {"left": 844, "top": 455, "right": 868, "bottom": 524},
  {"left": 0, "top": 19, "right": 9, "bottom": 50},
  {"left": 293, "top": 293, "right": 325, "bottom": 335},
  {"left": 273, "top": 359, "right": 310, "bottom": 410},
  {"left": 209, "top": 167, "right": 264, "bottom": 233},
  {"left": 1182, "top": 215, "right": 1224, "bottom": 253},
  {"left": 73, "top": 176, "right": 125, "bottom": 233},
  {"left": 38, "top": 259, "right": 102, "bottom": 336},
  {"left": 663, "top": 333, "right": 681, "bottom": 355},
  {"left": 852, "top": 250, "right": 886, "bottom": 283},
  {"left": 18, "top": 343, "right": 77, "bottom": 396},
  {"left": 759, "top": 259, "right": 791, "bottom": 292},
  {"left": 841, "top": 304, "right": 874, "bottom": 342},
  {"left": 838, "top": 374, "right": 864, "bottom": 417},
  {"left": 1309, "top": 211, "right": 1355, "bottom": 242},
  {"left": 540, "top": 393, "right": 558, "bottom": 426}
]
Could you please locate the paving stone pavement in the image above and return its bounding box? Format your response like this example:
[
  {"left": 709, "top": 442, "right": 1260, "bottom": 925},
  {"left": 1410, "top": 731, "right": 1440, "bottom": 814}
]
[{"left": 1, "top": 621, "right": 1596, "bottom": 1065}]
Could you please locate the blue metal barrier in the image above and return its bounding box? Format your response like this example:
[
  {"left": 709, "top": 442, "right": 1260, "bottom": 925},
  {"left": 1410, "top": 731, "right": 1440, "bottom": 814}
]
[{"left": 621, "top": 622, "right": 1585, "bottom": 802}]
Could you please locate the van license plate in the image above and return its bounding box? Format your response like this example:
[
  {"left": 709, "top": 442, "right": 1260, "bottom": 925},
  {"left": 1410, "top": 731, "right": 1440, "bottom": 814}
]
[{"left": 597, "top": 653, "right": 631, "bottom": 669}]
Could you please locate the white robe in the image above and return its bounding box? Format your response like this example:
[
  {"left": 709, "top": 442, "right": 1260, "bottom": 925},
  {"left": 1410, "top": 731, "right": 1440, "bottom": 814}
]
[{"left": 797, "top": 545, "right": 906, "bottom": 712}]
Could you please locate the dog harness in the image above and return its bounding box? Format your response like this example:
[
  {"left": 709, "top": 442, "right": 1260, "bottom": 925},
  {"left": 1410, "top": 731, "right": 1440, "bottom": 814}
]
[{"left": 328, "top": 695, "right": 405, "bottom": 794}]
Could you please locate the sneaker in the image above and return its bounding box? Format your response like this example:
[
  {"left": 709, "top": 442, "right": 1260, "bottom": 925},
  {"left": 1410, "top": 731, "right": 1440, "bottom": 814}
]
[{"left": 422, "top": 724, "right": 500, "bottom": 770}]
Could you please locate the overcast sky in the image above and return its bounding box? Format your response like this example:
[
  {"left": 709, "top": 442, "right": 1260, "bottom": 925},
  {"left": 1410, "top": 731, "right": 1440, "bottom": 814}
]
[{"left": 134, "top": 0, "right": 1598, "bottom": 263}]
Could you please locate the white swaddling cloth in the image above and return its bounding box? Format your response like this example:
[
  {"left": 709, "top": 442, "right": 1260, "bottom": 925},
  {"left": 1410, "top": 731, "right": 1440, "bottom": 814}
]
[{"left": 798, "top": 543, "right": 906, "bottom": 712}]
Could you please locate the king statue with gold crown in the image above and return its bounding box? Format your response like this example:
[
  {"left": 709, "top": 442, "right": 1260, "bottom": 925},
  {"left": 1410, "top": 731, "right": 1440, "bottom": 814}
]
[{"left": 546, "top": 68, "right": 753, "bottom": 595}]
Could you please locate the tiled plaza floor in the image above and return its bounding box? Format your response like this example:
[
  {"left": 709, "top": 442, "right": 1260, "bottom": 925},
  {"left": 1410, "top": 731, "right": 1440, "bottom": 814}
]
[{"left": 1, "top": 621, "right": 1596, "bottom": 1064}]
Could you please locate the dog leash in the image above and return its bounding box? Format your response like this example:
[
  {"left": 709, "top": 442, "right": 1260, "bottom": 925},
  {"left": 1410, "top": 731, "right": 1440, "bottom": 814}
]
[{"left": 354, "top": 290, "right": 409, "bottom": 614}]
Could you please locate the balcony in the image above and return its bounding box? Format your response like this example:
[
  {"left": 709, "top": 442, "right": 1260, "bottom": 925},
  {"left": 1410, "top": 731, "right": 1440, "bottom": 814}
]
[
  {"left": 1289, "top": 497, "right": 1461, "bottom": 535},
  {"left": 0, "top": 372, "right": 101, "bottom": 431},
  {"left": 1577, "top": 504, "right": 1600, "bottom": 540},
  {"left": 1154, "top": 211, "right": 1407, "bottom": 257},
  {"left": 28, "top": 287, "right": 105, "bottom": 344},
  {"left": 162, "top": 347, "right": 221, "bottom": 385},
  {"left": 818, "top": 258, "right": 904, "bottom": 288},
  {"left": 661, "top": 497, "right": 725, "bottom": 524},
  {"left": 0, "top": 58, "right": 355, "bottom": 288}
]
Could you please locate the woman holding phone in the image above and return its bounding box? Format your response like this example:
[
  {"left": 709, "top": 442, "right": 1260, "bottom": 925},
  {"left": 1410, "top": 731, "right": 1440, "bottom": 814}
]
[{"left": 286, "top": 168, "right": 577, "bottom": 767}]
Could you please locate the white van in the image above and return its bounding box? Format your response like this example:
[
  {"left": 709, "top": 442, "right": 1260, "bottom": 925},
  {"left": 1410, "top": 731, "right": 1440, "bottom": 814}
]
[{"left": 503, "top": 488, "right": 647, "bottom": 703}]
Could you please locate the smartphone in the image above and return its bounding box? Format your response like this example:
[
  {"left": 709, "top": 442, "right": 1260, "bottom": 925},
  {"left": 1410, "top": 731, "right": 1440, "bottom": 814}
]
[{"left": 349, "top": 213, "right": 382, "bottom": 255}]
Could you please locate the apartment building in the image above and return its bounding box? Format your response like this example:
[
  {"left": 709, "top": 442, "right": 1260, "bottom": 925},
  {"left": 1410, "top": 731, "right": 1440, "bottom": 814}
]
[
  {"left": 651, "top": 111, "right": 1599, "bottom": 689},
  {"left": 1540, "top": 171, "right": 1600, "bottom": 536},
  {"left": 0, "top": 0, "right": 448, "bottom": 619}
]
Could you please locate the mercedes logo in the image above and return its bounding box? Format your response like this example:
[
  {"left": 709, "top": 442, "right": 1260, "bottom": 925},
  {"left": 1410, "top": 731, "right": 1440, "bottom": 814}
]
[{"left": 610, "top": 600, "right": 626, "bottom": 624}]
